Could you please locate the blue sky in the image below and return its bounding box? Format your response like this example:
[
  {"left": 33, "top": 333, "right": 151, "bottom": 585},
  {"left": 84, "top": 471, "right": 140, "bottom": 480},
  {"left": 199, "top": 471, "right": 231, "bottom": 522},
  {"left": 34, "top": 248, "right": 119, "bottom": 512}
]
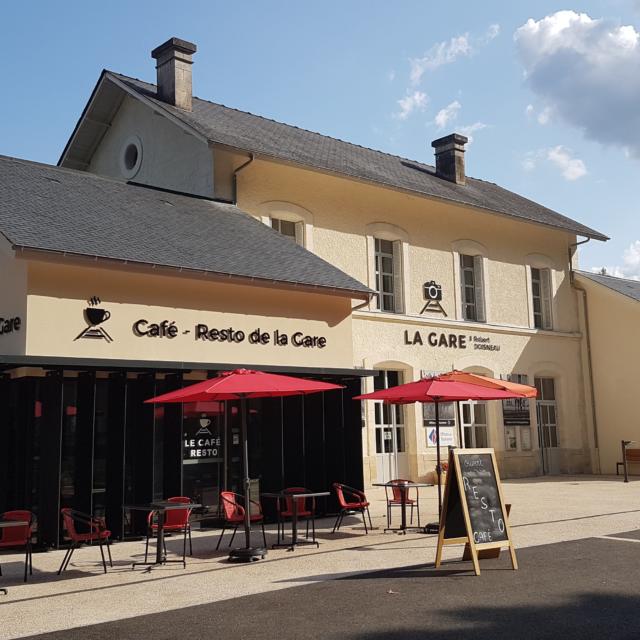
[{"left": 2, "top": 1, "right": 639, "bottom": 275}]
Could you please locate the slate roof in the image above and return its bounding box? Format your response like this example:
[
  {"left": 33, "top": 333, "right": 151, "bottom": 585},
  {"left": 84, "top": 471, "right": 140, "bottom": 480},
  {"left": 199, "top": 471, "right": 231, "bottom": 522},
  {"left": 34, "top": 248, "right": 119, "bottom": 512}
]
[
  {"left": 90, "top": 71, "right": 607, "bottom": 242},
  {"left": 0, "top": 155, "right": 371, "bottom": 297},
  {"left": 577, "top": 271, "right": 640, "bottom": 302}
]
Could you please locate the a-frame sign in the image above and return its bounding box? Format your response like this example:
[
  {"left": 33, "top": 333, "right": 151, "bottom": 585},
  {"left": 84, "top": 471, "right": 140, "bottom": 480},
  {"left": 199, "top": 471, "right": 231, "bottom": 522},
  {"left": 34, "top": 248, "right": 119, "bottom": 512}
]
[{"left": 435, "top": 447, "right": 517, "bottom": 576}]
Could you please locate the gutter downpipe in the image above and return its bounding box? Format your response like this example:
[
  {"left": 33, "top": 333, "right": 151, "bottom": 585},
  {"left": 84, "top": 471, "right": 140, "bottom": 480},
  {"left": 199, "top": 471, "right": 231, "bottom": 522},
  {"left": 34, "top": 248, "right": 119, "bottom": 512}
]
[
  {"left": 233, "top": 153, "right": 255, "bottom": 204},
  {"left": 568, "top": 237, "right": 601, "bottom": 471}
]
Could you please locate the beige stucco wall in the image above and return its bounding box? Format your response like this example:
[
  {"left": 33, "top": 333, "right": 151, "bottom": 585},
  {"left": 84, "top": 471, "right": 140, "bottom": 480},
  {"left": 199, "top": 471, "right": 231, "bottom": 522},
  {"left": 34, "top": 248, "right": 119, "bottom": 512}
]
[
  {"left": 230, "top": 158, "right": 592, "bottom": 482},
  {"left": 88, "top": 95, "right": 214, "bottom": 197},
  {"left": 0, "top": 241, "right": 27, "bottom": 355},
  {"left": 23, "top": 260, "right": 354, "bottom": 370},
  {"left": 577, "top": 274, "right": 640, "bottom": 474}
]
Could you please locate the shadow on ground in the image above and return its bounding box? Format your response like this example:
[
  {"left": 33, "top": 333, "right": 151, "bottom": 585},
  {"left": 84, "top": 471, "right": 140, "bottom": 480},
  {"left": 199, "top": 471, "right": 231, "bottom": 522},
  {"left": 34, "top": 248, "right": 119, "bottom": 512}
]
[{"left": 12, "top": 534, "right": 640, "bottom": 640}]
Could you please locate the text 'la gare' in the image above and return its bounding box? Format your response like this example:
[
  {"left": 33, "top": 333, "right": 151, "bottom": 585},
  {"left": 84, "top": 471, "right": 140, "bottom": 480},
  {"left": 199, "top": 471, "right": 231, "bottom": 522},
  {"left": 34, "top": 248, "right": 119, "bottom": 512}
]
[{"left": 404, "top": 330, "right": 467, "bottom": 349}]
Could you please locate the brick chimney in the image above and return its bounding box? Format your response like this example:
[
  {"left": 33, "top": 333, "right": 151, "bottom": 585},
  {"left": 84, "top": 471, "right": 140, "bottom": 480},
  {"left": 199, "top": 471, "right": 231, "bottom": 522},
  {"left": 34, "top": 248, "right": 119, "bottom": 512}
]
[
  {"left": 431, "top": 133, "right": 468, "bottom": 185},
  {"left": 151, "top": 37, "right": 197, "bottom": 111}
]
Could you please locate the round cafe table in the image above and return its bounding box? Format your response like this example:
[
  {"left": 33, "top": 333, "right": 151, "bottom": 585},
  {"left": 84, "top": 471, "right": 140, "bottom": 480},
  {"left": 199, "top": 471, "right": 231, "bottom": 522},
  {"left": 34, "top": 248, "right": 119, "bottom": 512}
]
[{"left": 373, "top": 482, "right": 432, "bottom": 534}]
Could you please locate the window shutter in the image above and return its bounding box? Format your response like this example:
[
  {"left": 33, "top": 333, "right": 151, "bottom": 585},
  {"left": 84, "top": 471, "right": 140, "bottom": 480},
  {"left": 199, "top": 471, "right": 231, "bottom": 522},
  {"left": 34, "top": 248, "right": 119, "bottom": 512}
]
[
  {"left": 541, "top": 268, "right": 553, "bottom": 330},
  {"left": 294, "top": 221, "right": 304, "bottom": 246},
  {"left": 458, "top": 254, "right": 467, "bottom": 319},
  {"left": 392, "top": 240, "right": 404, "bottom": 314},
  {"left": 473, "top": 255, "right": 486, "bottom": 322}
]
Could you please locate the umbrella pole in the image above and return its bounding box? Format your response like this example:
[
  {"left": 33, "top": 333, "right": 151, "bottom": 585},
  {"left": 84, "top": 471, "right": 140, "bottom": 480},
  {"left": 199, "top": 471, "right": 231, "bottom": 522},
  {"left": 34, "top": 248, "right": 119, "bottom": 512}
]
[
  {"left": 241, "top": 398, "right": 251, "bottom": 549},
  {"left": 228, "top": 397, "right": 267, "bottom": 562},
  {"left": 435, "top": 400, "right": 442, "bottom": 520}
]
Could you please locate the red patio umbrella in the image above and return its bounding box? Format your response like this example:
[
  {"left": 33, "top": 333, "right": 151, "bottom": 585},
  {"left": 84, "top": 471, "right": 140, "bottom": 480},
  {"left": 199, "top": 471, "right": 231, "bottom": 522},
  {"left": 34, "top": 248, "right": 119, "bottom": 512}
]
[
  {"left": 355, "top": 370, "right": 536, "bottom": 522},
  {"left": 146, "top": 369, "right": 343, "bottom": 561}
]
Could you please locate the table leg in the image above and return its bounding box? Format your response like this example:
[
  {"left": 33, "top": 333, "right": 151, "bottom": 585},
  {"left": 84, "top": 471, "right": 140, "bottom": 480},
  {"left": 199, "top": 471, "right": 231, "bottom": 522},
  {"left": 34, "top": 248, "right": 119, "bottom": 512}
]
[
  {"left": 400, "top": 487, "right": 407, "bottom": 534},
  {"left": 291, "top": 498, "right": 298, "bottom": 549},
  {"left": 156, "top": 511, "right": 165, "bottom": 565}
]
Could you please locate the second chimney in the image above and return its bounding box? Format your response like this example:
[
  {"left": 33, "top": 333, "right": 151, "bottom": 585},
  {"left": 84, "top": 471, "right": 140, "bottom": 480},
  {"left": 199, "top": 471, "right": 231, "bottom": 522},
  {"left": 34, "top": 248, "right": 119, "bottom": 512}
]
[
  {"left": 151, "top": 37, "right": 197, "bottom": 111},
  {"left": 431, "top": 133, "right": 468, "bottom": 185}
]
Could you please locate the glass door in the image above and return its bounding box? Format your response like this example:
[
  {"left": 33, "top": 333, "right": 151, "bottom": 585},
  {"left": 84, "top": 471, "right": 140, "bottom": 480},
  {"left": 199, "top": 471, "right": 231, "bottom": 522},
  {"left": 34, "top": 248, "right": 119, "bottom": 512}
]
[
  {"left": 460, "top": 401, "right": 489, "bottom": 448},
  {"left": 373, "top": 370, "right": 408, "bottom": 482},
  {"left": 535, "top": 377, "right": 560, "bottom": 474}
]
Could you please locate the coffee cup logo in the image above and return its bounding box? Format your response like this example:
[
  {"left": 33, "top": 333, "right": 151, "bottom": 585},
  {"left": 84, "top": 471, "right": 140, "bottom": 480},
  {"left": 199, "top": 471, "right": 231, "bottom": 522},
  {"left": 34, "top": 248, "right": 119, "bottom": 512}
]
[
  {"left": 85, "top": 307, "right": 111, "bottom": 326},
  {"left": 75, "top": 296, "right": 113, "bottom": 343}
]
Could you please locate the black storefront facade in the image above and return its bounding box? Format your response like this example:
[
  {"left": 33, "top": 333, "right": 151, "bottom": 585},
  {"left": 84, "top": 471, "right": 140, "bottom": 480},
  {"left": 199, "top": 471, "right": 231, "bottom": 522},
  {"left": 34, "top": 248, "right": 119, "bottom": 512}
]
[
  {"left": 0, "top": 358, "right": 367, "bottom": 548},
  {"left": 0, "top": 155, "right": 374, "bottom": 550}
]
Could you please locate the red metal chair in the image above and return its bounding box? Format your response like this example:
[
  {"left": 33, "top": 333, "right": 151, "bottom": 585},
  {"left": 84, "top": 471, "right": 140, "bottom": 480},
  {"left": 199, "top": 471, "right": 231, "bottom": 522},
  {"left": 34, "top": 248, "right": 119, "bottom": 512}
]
[
  {"left": 58, "top": 509, "right": 112, "bottom": 575},
  {"left": 385, "top": 479, "right": 420, "bottom": 528},
  {"left": 332, "top": 483, "right": 373, "bottom": 534},
  {"left": 0, "top": 510, "right": 34, "bottom": 583},
  {"left": 276, "top": 487, "right": 316, "bottom": 544},
  {"left": 145, "top": 497, "right": 193, "bottom": 565},
  {"left": 216, "top": 491, "right": 266, "bottom": 550}
]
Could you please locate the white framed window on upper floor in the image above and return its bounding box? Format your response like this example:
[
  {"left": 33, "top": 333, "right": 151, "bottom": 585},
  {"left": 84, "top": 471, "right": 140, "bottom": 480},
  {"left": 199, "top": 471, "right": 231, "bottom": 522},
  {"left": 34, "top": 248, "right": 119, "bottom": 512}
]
[
  {"left": 271, "top": 217, "right": 304, "bottom": 245},
  {"left": 365, "top": 223, "right": 409, "bottom": 314},
  {"left": 530, "top": 267, "right": 553, "bottom": 329},
  {"left": 524, "top": 254, "right": 557, "bottom": 331},
  {"left": 256, "top": 201, "right": 314, "bottom": 250},
  {"left": 451, "top": 240, "right": 488, "bottom": 323}
]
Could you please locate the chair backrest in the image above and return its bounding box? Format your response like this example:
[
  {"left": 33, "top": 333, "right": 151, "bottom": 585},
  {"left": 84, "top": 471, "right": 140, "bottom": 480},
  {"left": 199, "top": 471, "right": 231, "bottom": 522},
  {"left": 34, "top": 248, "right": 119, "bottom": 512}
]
[
  {"left": 332, "top": 483, "right": 348, "bottom": 509},
  {"left": 61, "top": 508, "right": 80, "bottom": 541},
  {"left": 164, "top": 496, "right": 192, "bottom": 527},
  {"left": 220, "top": 491, "right": 244, "bottom": 521},
  {"left": 0, "top": 510, "right": 33, "bottom": 546},
  {"left": 283, "top": 487, "right": 312, "bottom": 513},
  {"left": 390, "top": 479, "right": 412, "bottom": 501}
]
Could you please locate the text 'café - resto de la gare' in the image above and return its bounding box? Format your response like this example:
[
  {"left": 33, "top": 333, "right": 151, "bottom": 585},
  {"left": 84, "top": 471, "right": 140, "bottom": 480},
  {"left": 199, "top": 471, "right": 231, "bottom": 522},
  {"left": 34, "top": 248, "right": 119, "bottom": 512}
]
[{"left": 0, "top": 37, "right": 629, "bottom": 548}]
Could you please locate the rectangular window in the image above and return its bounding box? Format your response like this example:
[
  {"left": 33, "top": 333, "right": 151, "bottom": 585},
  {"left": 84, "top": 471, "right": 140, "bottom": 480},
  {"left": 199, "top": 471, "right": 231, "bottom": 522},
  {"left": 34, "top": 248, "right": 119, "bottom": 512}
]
[
  {"left": 531, "top": 267, "right": 553, "bottom": 329},
  {"left": 271, "top": 218, "right": 303, "bottom": 245},
  {"left": 461, "top": 401, "right": 488, "bottom": 448},
  {"left": 535, "top": 377, "right": 559, "bottom": 449},
  {"left": 459, "top": 254, "right": 486, "bottom": 322},
  {"left": 375, "top": 238, "right": 403, "bottom": 313}
]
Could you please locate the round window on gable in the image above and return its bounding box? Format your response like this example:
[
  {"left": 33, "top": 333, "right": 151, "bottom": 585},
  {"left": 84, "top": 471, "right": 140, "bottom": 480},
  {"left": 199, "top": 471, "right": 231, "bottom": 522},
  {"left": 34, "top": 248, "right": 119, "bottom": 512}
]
[{"left": 120, "top": 136, "right": 143, "bottom": 179}]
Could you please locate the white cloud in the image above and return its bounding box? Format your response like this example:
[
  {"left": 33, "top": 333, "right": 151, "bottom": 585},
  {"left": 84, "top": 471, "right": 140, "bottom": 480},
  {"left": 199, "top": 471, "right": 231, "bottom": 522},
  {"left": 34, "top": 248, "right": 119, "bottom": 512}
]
[
  {"left": 387, "top": 70, "right": 396, "bottom": 82},
  {"left": 457, "top": 122, "right": 488, "bottom": 144},
  {"left": 547, "top": 145, "right": 587, "bottom": 180},
  {"left": 515, "top": 11, "right": 640, "bottom": 156},
  {"left": 434, "top": 100, "right": 461, "bottom": 130},
  {"left": 483, "top": 23, "right": 501, "bottom": 42},
  {"left": 525, "top": 104, "right": 535, "bottom": 118},
  {"left": 593, "top": 241, "right": 640, "bottom": 280},
  {"left": 537, "top": 106, "right": 552, "bottom": 125},
  {"left": 394, "top": 91, "right": 428, "bottom": 120},
  {"left": 410, "top": 35, "right": 471, "bottom": 85}
]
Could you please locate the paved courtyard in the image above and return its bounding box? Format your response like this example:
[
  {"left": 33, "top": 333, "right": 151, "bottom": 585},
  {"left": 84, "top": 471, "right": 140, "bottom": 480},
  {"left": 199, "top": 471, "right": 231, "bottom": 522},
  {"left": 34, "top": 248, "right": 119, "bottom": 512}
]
[{"left": 1, "top": 476, "right": 639, "bottom": 639}]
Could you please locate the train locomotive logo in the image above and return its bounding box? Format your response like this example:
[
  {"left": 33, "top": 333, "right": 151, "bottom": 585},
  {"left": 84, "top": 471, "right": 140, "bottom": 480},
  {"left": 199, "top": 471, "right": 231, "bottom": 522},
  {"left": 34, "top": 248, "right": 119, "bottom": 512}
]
[{"left": 75, "top": 296, "right": 113, "bottom": 343}]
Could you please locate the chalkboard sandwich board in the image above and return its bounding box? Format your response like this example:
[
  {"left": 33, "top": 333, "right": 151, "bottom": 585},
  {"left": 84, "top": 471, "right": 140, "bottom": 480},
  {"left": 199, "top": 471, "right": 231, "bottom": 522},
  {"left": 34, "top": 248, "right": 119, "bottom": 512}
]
[{"left": 435, "top": 448, "right": 517, "bottom": 576}]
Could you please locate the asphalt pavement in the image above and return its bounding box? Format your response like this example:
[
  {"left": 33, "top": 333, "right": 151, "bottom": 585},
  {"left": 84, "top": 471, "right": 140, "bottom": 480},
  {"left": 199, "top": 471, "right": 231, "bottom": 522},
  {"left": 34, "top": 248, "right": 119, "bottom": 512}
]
[{"left": 24, "top": 531, "right": 640, "bottom": 640}]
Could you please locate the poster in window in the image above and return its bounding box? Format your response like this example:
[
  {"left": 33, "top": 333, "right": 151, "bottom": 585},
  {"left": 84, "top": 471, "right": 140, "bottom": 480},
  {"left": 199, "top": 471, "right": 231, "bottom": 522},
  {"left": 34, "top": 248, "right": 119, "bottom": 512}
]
[
  {"left": 501, "top": 374, "right": 531, "bottom": 426},
  {"left": 423, "top": 402, "right": 456, "bottom": 427}
]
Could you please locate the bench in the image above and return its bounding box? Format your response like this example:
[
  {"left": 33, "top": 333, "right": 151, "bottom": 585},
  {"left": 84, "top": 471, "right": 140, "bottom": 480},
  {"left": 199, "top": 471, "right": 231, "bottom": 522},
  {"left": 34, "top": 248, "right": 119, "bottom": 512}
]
[{"left": 617, "top": 442, "right": 640, "bottom": 481}]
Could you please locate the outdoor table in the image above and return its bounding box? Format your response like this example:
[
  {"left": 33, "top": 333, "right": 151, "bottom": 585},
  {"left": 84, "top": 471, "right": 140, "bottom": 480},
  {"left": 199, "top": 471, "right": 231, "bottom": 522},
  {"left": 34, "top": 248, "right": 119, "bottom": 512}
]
[
  {"left": 262, "top": 491, "right": 330, "bottom": 550},
  {"left": 373, "top": 482, "right": 432, "bottom": 534},
  {"left": 124, "top": 502, "right": 201, "bottom": 569},
  {"left": 0, "top": 519, "right": 29, "bottom": 595}
]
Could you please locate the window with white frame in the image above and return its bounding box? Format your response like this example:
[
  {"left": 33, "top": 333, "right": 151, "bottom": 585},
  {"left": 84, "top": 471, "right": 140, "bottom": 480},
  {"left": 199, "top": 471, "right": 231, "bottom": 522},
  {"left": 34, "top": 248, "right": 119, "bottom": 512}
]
[
  {"left": 271, "top": 217, "right": 304, "bottom": 245},
  {"left": 530, "top": 267, "right": 553, "bottom": 330},
  {"left": 535, "top": 377, "right": 559, "bottom": 448},
  {"left": 374, "top": 238, "right": 403, "bottom": 313},
  {"left": 459, "top": 254, "right": 486, "bottom": 322},
  {"left": 501, "top": 374, "right": 532, "bottom": 451}
]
